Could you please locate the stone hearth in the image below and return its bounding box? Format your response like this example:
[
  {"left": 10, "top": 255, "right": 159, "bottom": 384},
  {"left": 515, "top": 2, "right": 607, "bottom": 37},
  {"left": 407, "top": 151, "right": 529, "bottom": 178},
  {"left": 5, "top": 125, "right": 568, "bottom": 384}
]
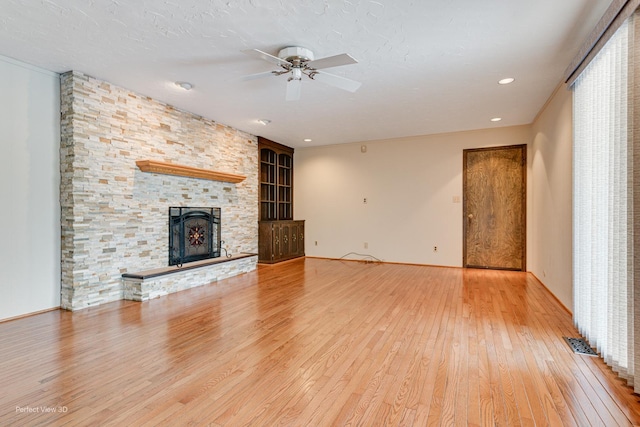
[{"left": 122, "top": 253, "right": 256, "bottom": 301}]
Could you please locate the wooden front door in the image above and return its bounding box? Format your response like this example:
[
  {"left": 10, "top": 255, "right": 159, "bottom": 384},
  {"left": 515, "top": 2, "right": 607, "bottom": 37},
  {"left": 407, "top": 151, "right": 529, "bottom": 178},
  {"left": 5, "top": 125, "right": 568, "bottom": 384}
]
[{"left": 463, "top": 145, "right": 526, "bottom": 271}]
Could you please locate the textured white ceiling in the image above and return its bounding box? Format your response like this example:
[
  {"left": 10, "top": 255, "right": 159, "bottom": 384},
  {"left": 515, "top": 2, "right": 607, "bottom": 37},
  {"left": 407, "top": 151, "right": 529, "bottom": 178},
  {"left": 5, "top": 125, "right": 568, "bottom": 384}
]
[{"left": 0, "top": 0, "right": 610, "bottom": 147}]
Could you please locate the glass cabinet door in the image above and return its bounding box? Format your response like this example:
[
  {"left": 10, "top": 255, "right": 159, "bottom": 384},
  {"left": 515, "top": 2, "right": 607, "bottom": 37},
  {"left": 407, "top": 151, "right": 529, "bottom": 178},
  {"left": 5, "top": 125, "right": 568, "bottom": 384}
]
[
  {"left": 260, "top": 148, "right": 277, "bottom": 220},
  {"left": 278, "top": 153, "right": 292, "bottom": 220}
]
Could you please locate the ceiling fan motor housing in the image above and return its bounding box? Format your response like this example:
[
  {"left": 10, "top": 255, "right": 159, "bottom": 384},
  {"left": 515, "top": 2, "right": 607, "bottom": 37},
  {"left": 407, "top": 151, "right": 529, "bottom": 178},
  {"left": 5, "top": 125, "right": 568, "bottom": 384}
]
[{"left": 278, "top": 46, "right": 314, "bottom": 64}]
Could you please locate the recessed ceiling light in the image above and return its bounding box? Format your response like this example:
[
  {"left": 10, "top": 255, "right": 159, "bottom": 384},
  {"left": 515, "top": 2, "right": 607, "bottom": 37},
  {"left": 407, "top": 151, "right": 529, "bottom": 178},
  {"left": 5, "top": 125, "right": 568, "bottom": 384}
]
[
  {"left": 498, "top": 78, "right": 515, "bottom": 85},
  {"left": 257, "top": 119, "right": 271, "bottom": 125},
  {"left": 491, "top": 117, "right": 502, "bottom": 122},
  {"left": 303, "top": 138, "right": 312, "bottom": 142},
  {"left": 175, "top": 81, "right": 193, "bottom": 90}
]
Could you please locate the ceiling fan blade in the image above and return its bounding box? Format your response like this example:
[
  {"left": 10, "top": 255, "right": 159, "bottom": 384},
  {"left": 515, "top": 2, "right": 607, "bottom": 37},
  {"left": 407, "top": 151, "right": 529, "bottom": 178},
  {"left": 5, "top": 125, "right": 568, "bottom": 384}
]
[
  {"left": 286, "top": 79, "right": 302, "bottom": 101},
  {"left": 306, "top": 53, "right": 358, "bottom": 70},
  {"left": 241, "top": 70, "right": 279, "bottom": 81},
  {"left": 242, "top": 48, "right": 290, "bottom": 67},
  {"left": 312, "top": 70, "right": 362, "bottom": 93}
]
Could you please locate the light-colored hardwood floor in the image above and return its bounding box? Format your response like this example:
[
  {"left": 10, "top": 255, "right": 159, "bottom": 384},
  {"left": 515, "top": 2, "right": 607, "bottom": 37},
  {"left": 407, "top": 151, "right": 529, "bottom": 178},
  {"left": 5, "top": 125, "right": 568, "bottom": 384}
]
[{"left": 2, "top": 258, "right": 640, "bottom": 426}]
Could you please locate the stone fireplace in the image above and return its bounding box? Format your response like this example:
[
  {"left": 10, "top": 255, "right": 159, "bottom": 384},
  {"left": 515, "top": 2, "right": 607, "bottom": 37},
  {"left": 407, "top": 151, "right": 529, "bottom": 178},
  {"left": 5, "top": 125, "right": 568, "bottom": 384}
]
[
  {"left": 59, "top": 71, "right": 259, "bottom": 310},
  {"left": 169, "top": 207, "right": 221, "bottom": 266}
]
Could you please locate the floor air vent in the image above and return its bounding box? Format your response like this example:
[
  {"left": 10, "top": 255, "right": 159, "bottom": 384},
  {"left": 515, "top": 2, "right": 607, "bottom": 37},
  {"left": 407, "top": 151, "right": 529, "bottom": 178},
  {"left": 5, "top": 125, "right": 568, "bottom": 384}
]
[{"left": 563, "top": 337, "right": 598, "bottom": 356}]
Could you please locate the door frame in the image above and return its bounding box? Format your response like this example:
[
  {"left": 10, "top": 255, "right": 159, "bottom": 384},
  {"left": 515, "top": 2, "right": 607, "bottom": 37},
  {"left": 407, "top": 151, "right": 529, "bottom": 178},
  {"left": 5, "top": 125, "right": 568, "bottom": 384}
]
[{"left": 462, "top": 144, "right": 527, "bottom": 271}]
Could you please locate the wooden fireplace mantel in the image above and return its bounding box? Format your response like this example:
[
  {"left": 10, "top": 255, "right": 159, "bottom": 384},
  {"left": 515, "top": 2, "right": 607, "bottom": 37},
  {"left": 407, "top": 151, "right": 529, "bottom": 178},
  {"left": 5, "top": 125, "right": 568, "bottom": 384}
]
[{"left": 135, "top": 160, "right": 246, "bottom": 183}]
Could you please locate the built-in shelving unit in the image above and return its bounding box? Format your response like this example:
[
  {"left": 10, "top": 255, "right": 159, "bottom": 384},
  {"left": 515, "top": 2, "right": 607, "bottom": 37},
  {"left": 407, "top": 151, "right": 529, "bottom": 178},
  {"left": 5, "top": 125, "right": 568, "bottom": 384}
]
[
  {"left": 135, "top": 160, "right": 246, "bottom": 183},
  {"left": 258, "top": 137, "right": 305, "bottom": 263}
]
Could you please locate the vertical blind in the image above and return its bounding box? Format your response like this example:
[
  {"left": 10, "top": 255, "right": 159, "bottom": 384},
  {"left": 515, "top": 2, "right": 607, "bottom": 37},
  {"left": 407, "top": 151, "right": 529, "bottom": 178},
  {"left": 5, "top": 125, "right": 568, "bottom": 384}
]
[{"left": 573, "top": 12, "right": 638, "bottom": 388}]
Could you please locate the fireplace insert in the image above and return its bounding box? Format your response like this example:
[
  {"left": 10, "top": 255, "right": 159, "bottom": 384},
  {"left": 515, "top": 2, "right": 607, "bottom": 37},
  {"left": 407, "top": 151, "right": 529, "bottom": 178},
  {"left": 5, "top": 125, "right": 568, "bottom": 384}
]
[{"left": 169, "top": 207, "right": 221, "bottom": 266}]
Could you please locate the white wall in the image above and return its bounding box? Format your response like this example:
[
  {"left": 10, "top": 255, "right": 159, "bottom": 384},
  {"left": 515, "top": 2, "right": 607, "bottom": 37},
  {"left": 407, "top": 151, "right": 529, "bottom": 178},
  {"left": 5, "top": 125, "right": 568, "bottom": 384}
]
[
  {"left": 295, "top": 126, "right": 531, "bottom": 266},
  {"left": 0, "top": 56, "right": 60, "bottom": 321},
  {"left": 529, "top": 86, "right": 574, "bottom": 311}
]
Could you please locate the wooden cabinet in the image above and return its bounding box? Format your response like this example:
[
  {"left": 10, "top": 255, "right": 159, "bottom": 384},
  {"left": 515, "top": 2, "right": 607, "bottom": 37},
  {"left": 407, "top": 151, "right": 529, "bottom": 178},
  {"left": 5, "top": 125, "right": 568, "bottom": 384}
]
[
  {"left": 259, "top": 220, "right": 305, "bottom": 263},
  {"left": 258, "top": 137, "right": 304, "bottom": 263}
]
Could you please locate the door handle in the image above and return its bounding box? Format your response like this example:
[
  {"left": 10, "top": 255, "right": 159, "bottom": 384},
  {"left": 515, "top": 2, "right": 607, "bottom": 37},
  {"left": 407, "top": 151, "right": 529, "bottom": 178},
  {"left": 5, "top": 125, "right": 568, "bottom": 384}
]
[{"left": 468, "top": 214, "right": 474, "bottom": 219}]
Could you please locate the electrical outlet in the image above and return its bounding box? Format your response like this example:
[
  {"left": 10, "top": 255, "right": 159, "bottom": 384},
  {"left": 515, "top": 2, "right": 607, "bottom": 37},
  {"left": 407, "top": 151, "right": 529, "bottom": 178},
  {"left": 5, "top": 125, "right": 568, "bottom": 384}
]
[
  {"left": 315, "top": 241, "right": 318, "bottom": 246},
  {"left": 363, "top": 197, "right": 367, "bottom": 204},
  {"left": 433, "top": 246, "right": 438, "bottom": 252}
]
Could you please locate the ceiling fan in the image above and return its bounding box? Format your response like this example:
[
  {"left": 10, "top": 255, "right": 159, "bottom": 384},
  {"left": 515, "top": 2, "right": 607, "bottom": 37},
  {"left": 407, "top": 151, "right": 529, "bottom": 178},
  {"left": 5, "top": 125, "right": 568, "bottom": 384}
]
[{"left": 242, "top": 46, "right": 362, "bottom": 101}]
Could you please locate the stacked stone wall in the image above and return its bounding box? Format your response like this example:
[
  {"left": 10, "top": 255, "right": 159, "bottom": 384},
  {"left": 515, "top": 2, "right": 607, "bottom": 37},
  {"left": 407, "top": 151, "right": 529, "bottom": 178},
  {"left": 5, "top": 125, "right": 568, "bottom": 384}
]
[{"left": 60, "top": 71, "right": 258, "bottom": 310}]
